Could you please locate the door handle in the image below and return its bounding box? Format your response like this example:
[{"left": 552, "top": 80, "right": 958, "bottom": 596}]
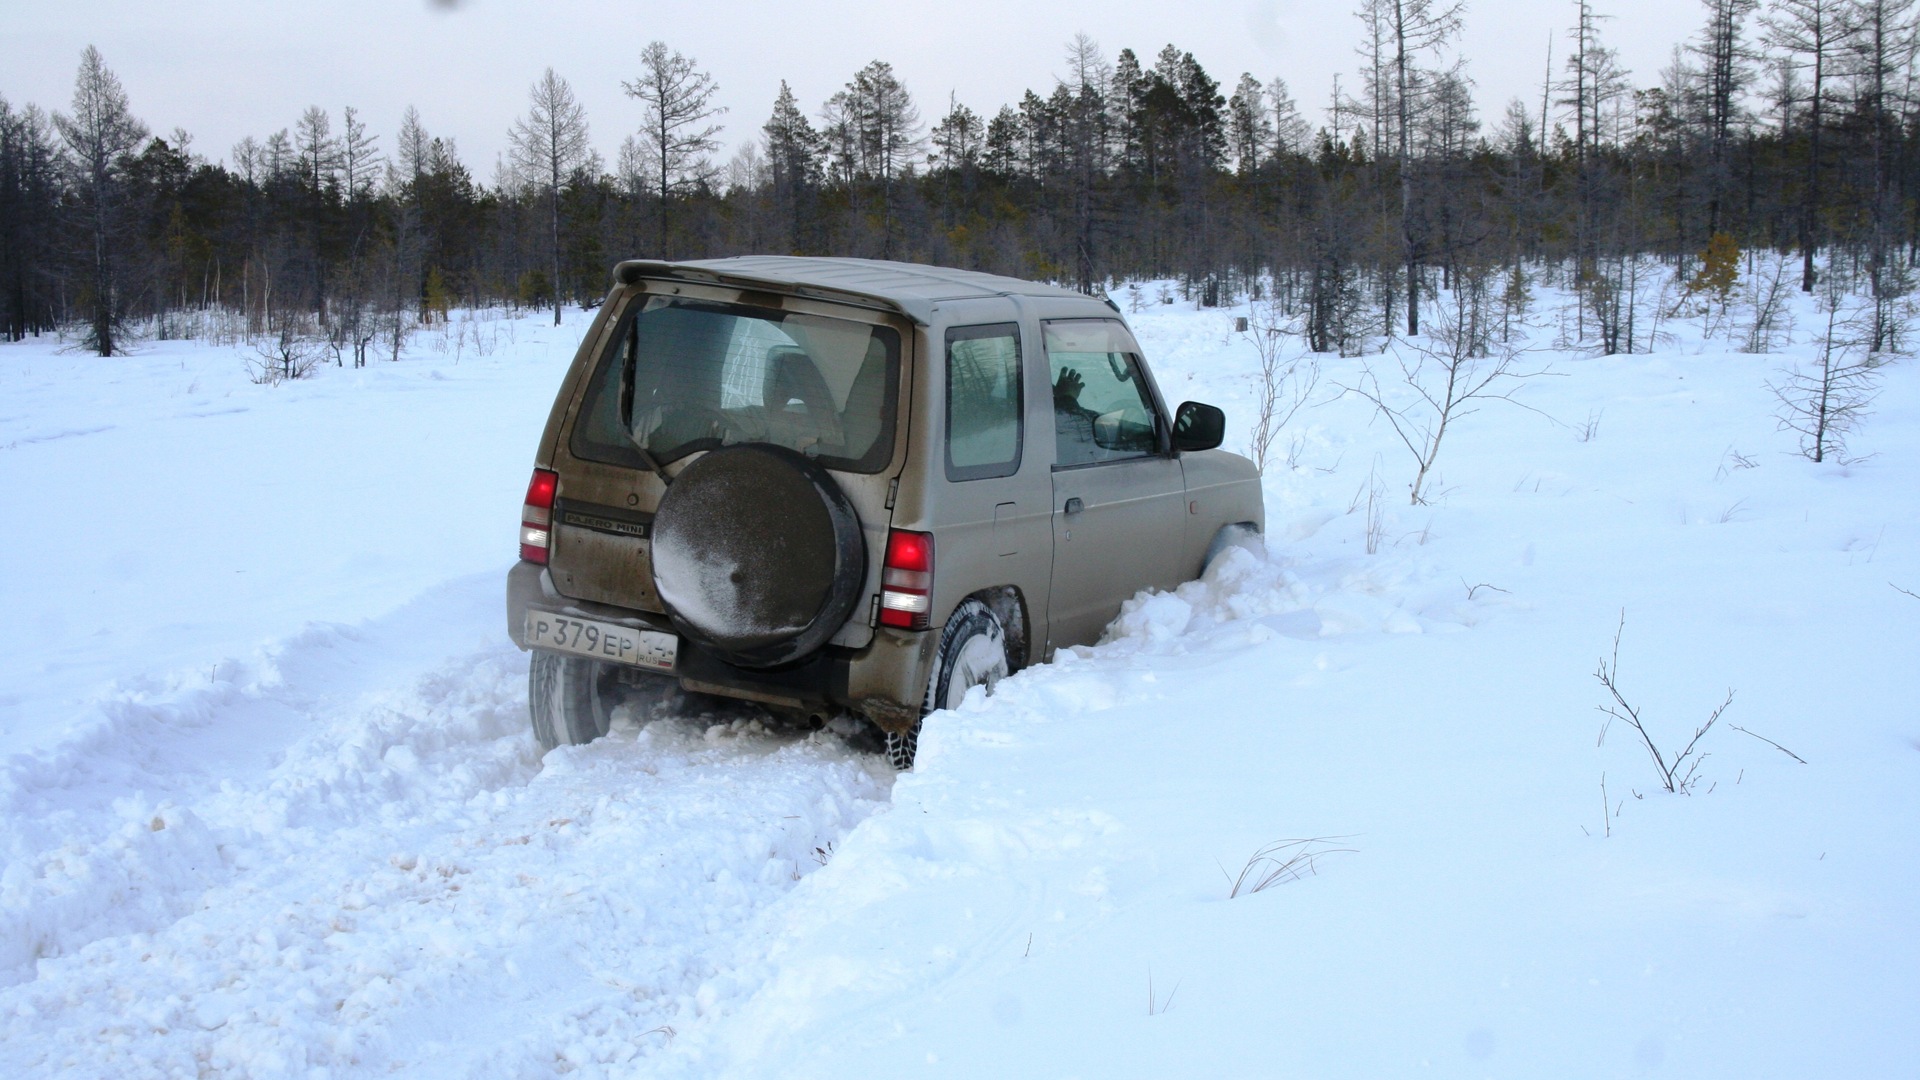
[{"left": 1063, "top": 497, "right": 1084, "bottom": 515}]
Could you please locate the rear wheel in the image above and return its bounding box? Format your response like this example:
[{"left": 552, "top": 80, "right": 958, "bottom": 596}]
[
  {"left": 891, "top": 599, "right": 1013, "bottom": 770},
  {"left": 528, "top": 650, "right": 615, "bottom": 751}
]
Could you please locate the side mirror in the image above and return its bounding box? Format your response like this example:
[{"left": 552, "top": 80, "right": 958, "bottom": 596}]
[{"left": 1172, "top": 401, "right": 1225, "bottom": 452}]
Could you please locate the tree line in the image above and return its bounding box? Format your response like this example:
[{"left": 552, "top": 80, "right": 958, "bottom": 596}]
[{"left": 5, "top": 0, "right": 1920, "bottom": 358}]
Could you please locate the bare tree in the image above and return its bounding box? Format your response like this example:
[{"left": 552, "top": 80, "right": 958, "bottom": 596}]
[
  {"left": 1360, "top": 0, "right": 1466, "bottom": 336},
  {"left": 1841, "top": 0, "right": 1920, "bottom": 342},
  {"left": 1228, "top": 73, "right": 1273, "bottom": 176},
  {"left": 394, "top": 106, "right": 430, "bottom": 190},
  {"left": 823, "top": 60, "right": 924, "bottom": 257},
  {"left": 339, "top": 106, "right": 382, "bottom": 204},
  {"left": 1241, "top": 287, "right": 1321, "bottom": 472},
  {"left": 54, "top": 45, "right": 147, "bottom": 356},
  {"left": 1762, "top": 0, "right": 1847, "bottom": 291},
  {"left": 293, "top": 106, "right": 341, "bottom": 317},
  {"left": 1341, "top": 287, "right": 1551, "bottom": 503},
  {"left": 1060, "top": 36, "right": 1110, "bottom": 291},
  {"left": 1738, "top": 249, "right": 1797, "bottom": 351},
  {"left": 1266, "top": 77, "right": 1313, "bottom": 157},
  {"left": 1557, "top": 0, "right": 1631, "bottom": 308},
  {"left": 509, "top": 68, "right": 591, "bottom": 325},
  {"left": 1688, "top": 0, "right": 1760, "bottom": 235},
  {"left": 623, "top": 41, "right": 725, "bottom": 253}
]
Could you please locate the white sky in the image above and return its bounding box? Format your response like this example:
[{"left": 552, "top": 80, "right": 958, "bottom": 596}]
[{"left": 12, "top": 0, "right": 1703, "bottom": 176}]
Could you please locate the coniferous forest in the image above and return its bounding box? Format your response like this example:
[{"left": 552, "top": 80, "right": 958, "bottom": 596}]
[{"left": 6, "top": 0, "right": 1920, "bottom": 360}]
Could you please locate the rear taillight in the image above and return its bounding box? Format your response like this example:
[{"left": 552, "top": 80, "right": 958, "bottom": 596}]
[
  {"left": 520, "top": 468, "right": 558, "bottom": 563},
  {"left": 880, "top": 529, "right": 933, "bottom": 630}
]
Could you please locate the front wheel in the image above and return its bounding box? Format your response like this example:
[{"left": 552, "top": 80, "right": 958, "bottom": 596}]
[
  {"left": 891, "top": 599, "right": 1013, "bottom": 770},
  {"left": 528, "top": 650, "right": 615, "bottom": 751}
]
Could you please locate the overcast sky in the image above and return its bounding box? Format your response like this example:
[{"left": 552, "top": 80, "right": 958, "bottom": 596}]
[{"left": 13, "top": 0, "right": 1705, "bottom": 177}]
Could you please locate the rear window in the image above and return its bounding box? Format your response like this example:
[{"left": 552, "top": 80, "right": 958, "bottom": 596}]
[{"left": 571, "top": 296, "right": 901, "bottom": 474}]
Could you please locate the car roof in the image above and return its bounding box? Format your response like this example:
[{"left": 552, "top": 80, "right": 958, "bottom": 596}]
[{"left": 612, "top": 256, "right": 1100, "bottom": 326}]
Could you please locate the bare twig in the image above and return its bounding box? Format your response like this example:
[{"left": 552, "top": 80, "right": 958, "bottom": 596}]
[
  {"left": 1728, "top": 724, "right": 1808, "bottom": 765},
  {"left": 1893, "top": 582, "right": 1920, "bottom": 601},
  {"left": 1593, "top": 611, "right": 1733, "bottom": 794},
  {"left": 1463, "top": 579, "right": 1510, "bottom": 601},
  {"left": 1600, "top": 772, "right": 1610, "bottom": 838}
]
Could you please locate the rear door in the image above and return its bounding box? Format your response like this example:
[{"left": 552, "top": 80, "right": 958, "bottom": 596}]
[{"left": 1042, "top": 319, "right": 1187, "bottom": 649}]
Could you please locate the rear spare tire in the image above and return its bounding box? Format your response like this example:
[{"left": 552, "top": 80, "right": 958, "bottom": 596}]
[{"left": 650, "top": 444, "right": 866, "bottom": 668}]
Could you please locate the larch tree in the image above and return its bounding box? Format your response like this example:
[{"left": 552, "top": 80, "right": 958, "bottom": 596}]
[
  {"left": 1372, "top": 0, "right": 1466, "bottom": 336},
  {"left": 623, "top": 41, "right": 725, "bottom": 254},
  {"left": 395, "top": 106, "right": 431, "bottom": 190},
  {"left": 1229, "top": 73, "right": 1272, "bottom": 176},
  {"left": 1840, "top": 0, "right": 1919, "bottom": 335},
  {"left": 851, "top": 60, "right": 924, "bottom": 257},
  {"left": 1687, "top": 0, "right": 1759, "bottom": 235},
  {"left": 1267, "top": 77, "right": 1313, "bottom": 157},
  {"left": 54, "top": 45, "right": 147, "bottom": 356},
  {"left": 1060, "top": 35, "right": 1112, "bottom": 291},
  {"left": 294, "top": 106, "right": 340, "bottom": 316},
  {"left": 1763, "top": 0, "right": 1847, "bottom": 290},
  {"left": 509, "top": 68, "right": 591, "bottom": 325}
]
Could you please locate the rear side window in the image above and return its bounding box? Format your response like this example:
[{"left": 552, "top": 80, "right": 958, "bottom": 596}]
[
  {"left": 945, "top": 323, "right": 1022, "bottom": 481},
  {"left": 571, "top": 296, "right": 900, "bottom": 474},
  {"left": 1044, "top": 319, "right": 1160, "bottom": 468}
]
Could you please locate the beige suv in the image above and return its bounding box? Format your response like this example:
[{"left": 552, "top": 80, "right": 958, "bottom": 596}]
[{"left": 506, "top": 257, "right": 1263, "bottom": 767}]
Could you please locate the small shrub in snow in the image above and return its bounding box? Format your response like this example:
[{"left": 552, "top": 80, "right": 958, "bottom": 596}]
[
  {"left": 1768, "top": 288, "right": 1886, "bottom": 463},
  {"left": 1690, "top": 233, "right": 1741, "bottom": 301},
  {"left": 1738, "top": 252, "right": 1797, "bottom": 354},
  {"left": 1239, "top": 289, "right": 1320, "bottom": 473},
  {"left": 244, "top": 325, "right": 323, "bottom": 385},
  {"left": 1576, "top": 408, "right": 1603, "bottom": 443},
  {"left": 1340, "top": 291, "right": 1552, "bottom": 504}
]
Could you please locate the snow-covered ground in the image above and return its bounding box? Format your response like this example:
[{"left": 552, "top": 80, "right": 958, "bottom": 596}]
[{"left": 1, "top": 283, "right": 1915, "bottom": 1078}]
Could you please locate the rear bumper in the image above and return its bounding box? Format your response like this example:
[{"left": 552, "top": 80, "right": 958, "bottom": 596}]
[{"left": 505, "top": 560, "right": 936, "bottom": 732}]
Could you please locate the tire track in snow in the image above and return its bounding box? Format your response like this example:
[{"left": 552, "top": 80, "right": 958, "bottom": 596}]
[{"left": 0, "top": 586, "right": 893, "bottom": 1077}]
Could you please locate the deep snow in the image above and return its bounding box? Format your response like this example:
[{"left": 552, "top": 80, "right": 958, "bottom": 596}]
[{"left": 1, "top": 280, "right": 1915, "bottom": 1078}]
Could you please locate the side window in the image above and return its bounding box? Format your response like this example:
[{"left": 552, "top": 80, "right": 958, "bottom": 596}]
[
  {"left": 1044, "top": 319, "right": 1160, "bottom": 468},
  {"left": 945, "top": 323, "right": 1023, "bottom": 481}
]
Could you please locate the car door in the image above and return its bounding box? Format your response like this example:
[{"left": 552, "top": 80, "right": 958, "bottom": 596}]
[{"left": 1041, "top": 318, "right": 1187, "bottom": 650}]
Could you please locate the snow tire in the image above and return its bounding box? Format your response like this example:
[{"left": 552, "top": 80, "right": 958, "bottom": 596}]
[
  {"left": 894, "top": 598, "right": 1013, "bottom": 771},
  {"left": 528, "top": 649, "right": 615, "bottom": 751}
]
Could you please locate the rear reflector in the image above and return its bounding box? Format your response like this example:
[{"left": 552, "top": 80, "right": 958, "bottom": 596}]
[
  {"left": 880, "top": 529, "right": 933, "bottom": 629},
  {"left": 521, "top": 468, "right": 559, "bottom": 563}
]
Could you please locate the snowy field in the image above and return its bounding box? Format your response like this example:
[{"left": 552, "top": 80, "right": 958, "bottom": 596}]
[{"left": 1, "top": 281, "right": 1915, "bottom": 1078}]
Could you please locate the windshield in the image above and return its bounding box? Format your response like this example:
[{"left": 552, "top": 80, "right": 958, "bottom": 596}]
[{"left": 571, "top": 296, "right": 901, "bottom": 474}]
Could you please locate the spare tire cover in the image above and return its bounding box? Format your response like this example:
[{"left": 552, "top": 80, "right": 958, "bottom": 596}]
[{"left": 650, "top": 444, "right": 866, "bottom": 668}]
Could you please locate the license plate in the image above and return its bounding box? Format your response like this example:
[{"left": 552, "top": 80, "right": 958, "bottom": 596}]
[{"left": 525, "top": 612, "right": 677, "bottom": 672}]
